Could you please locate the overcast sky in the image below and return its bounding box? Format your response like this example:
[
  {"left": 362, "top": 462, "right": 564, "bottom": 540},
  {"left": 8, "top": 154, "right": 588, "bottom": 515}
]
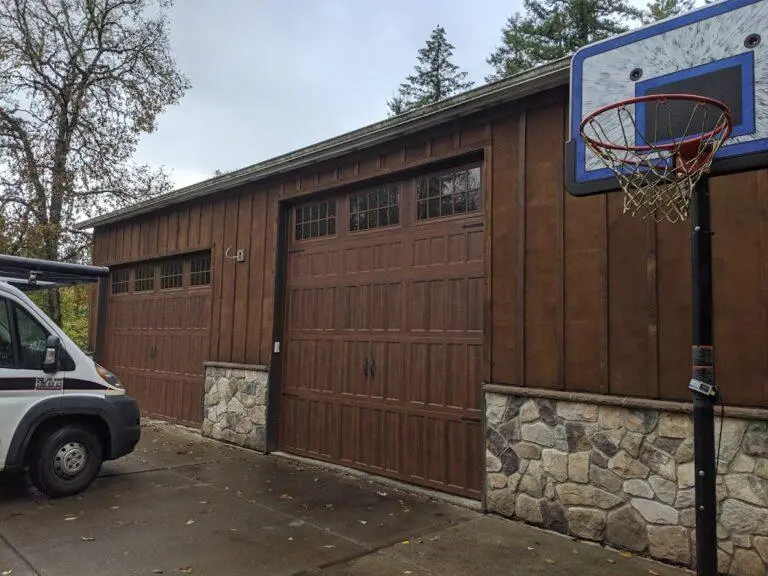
[{"left": 133, "top": 0, "right": 649, "bottom": 190}]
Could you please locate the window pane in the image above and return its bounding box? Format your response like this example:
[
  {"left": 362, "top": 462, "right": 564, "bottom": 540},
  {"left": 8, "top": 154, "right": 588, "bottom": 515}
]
[
  {"left": 379, "top": 207, "right": 389, "bottom": 227},
  {"left": 359, "top": 194, "right": 368, "bottom": 211},
  {"left": 295, "top": 224, "right": 303, "bottom": 240},
  {"left": 310, "top": 220, "right": 319, "bottom": 237},
  {"left": 428, "top": 176, "right": 440, "bottom": 198},
  {"left": 319, "top": 219, "right": 328, "bottom": 236},
  {"left": 379, "top": 188, "right": 388, "bottom": 205},
  {"left": 349, "top": 214, "right": 358, "bottom": 232},
  {"left": 428, "top": 197, "right": 440, "bottom": 218},
  {"left": 349, "top": 196, "right": 358, "bottom": 214},
  {"left": 303, "top": 205, "right": 312, "bottom": 221},
  {"left": 328, "top": 202, "right": 336, "bottom": 217},
  {"left": 417, "top": 200, "right": 427, "bottom": 221},
  {"left": 390, "top": 205, "right": 399, "bottom": 225},
  {"left": 417, "top": 179, "right": 427, "bottom": 201},
  {"left": 455, "top": 170, "right": 469, "bottom": 193},
  {"left": 468, "top": 166, "right": 481, "bottom": 190},
  {"left": 441, "top": 174, "right": 454, "bottom": 196},
  {"left": 454, "top": 191, "right": 467, "bottom": 213},
  {"left": 468, "top": 189, "right": 480, "bottom": 212},
  {"left": 328, "top": 218, "right": 336, "bottom": 235},
  {"left": 0, "top": 300, "right": 13, "bottom": 368},
  {"left": 15, "top": 305, "right": 48, "bottom": 370},
  {"left": 389, "top": 187, "right": 399, "bottom": 206},
  {"left": 302, "top": 222, "right": 310, "bottom": 238},
  {"left": 368, "top": 190, "right": 378, "bottom": 210},
  {"left": 190, "top": 254, "right": 211, "bottom": 286},
  {"left": 310, "top": 204, "right": 319, "bottom": 220},
  {"left": 369, "top": 209, "right": 378, "bottom": 228},
  {"left": 296, "top": 207, "right": 304, "bottom": 224},
  {"left": 441, "top": 195, "right": 453, "bottom": 216},
  {"left": 319, "top": 202, "right": 328, "bottom": 218}
]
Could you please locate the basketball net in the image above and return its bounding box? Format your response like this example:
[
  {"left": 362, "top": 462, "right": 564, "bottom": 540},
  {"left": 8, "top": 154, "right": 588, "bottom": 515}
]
[{"left": 580, "top": 95, "right": 732, "bottom": 224}]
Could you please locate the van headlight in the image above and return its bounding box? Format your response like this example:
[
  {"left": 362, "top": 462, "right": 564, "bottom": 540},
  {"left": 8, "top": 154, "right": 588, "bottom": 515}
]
[{"left": 96, "top": 363, "right": 123, "bottom": 388}]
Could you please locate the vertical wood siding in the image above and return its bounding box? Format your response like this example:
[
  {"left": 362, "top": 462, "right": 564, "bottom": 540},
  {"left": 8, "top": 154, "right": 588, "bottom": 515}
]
[{"left": 93, "top": 88, "right": 768, "bottom": 408}]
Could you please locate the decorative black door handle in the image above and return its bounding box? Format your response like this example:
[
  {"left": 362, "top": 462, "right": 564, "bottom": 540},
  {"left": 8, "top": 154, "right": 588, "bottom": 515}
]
[
  {"left": 363, "top": 357, "right": 369, "bottom": 378},
  {"left": 369, "top": 359, "right": 375, "bottom": 379}
]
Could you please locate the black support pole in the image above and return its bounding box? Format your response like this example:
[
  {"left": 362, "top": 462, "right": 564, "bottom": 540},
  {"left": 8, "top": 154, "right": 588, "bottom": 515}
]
[{"left": 690, "top": 177, "right": 718, "bottom": 576}]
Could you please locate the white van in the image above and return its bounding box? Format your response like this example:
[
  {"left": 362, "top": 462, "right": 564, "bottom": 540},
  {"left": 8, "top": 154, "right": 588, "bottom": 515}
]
[{"left": 0, "top": 260, "right": 140, "bottom": 498}]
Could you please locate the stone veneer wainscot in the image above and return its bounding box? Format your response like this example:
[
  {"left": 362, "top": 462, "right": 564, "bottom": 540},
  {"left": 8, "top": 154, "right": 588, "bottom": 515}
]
[
  {"left": 202, "top": 362, "right": 269, "bottom": 453},
  {"left": 484, "top": 386, "right": 768, "bottom": 576}
]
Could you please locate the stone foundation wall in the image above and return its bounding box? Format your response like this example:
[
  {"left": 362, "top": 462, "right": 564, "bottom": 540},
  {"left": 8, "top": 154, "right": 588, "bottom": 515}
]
[
  {"left": 485, "top": 391, "right": 768, "bottom": 575},
  {"left": 201, "top": 362, "right": 269, "bottom": 452}
]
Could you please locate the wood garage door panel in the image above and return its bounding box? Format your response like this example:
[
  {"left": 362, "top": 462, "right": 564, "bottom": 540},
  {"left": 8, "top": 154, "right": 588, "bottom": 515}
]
[
  {"left": 280, "top": 167, "right": 484, "bottom": 499},
  {"left": 105, "top": 254, "right": 211, "bottom": 427}
]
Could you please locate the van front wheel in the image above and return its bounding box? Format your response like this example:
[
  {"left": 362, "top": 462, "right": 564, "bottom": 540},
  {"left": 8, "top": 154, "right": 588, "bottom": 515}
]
[{"left": 28, "top": 425, "right": 104, "bottom": 498}]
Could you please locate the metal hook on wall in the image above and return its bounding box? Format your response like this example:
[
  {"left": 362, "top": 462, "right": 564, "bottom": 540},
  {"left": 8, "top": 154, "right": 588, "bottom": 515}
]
[{"left": 224, "top": 245, "right": 246, "bottom": 263}]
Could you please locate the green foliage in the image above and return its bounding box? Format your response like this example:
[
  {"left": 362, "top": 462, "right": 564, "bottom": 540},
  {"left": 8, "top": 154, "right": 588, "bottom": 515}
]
[
  {"left": 26, "top": 286, "right": 91, "bottom": 350},
  {"left": 642, "top": 0, "right": 695, "bottom": 23},
  {"left": 486, "top": 0, "right": 644, "bottom": 82},
  {"left": 387, "top": 25, "right": 475, "bottom": 117}
]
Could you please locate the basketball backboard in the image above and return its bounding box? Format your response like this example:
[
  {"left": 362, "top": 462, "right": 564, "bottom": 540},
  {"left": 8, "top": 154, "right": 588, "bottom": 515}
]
[{"left": 565, "top": 0, "right": 768, "bottom": 196}]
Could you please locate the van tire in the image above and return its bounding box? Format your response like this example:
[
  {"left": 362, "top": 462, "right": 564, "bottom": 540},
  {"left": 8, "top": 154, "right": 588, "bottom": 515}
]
[{"left": 28, "top": 424, "right": 104, "bottom": 498}]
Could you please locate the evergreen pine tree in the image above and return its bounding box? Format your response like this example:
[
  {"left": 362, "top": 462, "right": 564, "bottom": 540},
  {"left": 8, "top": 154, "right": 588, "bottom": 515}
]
[
  {"left": 387, "top": 25, "right": 475, "bottom": 117},
  {"left": 486, "top": 0, "right": 643, "bottom": 82},
  {"left": 642, "top": 0, "right": 695, "bottom": 23}
]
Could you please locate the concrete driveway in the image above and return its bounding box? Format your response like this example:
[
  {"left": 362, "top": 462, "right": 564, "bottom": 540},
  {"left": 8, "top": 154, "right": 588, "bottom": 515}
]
[{"left": 0, "top": 421, "right": 689, "bottom": 576}]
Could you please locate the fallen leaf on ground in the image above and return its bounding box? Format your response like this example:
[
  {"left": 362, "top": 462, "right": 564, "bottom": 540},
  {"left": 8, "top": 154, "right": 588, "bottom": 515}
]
[
  {"left": 152, "top": 570, "right": 163, "bottom": 574},
  {"left": 377, "top": 491, "right": 388, "bottom": 497},
  {"left": 648, "top": 571, "right": 660, "bottom": 575},
  {"left": 185, "top": 520, "right": 195, "bottom": 526},
  {"left": 619, "top": 551, "right": 633, "bottom": 558},
  {"left": 323, "top": 545, "right": 335, "bottom": 549},
  {"left": 110, "top": 506, "right": 120, "bottom": 510},
  {"left": 324, "top": 504, "right": 334, "bottom": 510},
  {"left": 64, "top": 515, "right": 79, "bottom": 521},
  {"left": 527, "top": 546, "right": 535, "bottom": 551},
  {"left": 280, "top": 494, "right": 293, "bottom": 500},
  {"left": 2, "top": 570, "right": 13, "bottom": 575},
  {"left": 178, "top": 567, "right": 193, "bottom": 574},
  {"left": 545, "top": 559, "right": 555, "bottom": 564},
  {"left": 288, "top": 537, "right": 294, "bottom": 541},
  {"left": 359, "top": 520, "right": 367, "bottom": 525},
  {"left": 401, "top": 540, "right": 410, "bottom": 545},
  {"left": 199, "top": 501, "right": 208, "bottom": 505},
  {"left": 606, "top": 559, "right": 615, "bottom": 564},
  {"left": 80, "top": 536, "right": 95, "bottom": 542}
]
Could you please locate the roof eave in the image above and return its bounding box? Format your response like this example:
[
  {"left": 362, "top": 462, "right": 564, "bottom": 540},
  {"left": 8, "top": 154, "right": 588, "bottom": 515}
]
[{"left": 76, "top": 57, "right": 571, "bottom": 230}]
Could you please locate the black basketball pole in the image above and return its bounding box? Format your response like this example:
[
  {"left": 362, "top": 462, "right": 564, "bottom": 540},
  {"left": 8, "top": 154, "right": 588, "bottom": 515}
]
[{"left": 690, "top": 176, "right": 718, "bottom": 576}]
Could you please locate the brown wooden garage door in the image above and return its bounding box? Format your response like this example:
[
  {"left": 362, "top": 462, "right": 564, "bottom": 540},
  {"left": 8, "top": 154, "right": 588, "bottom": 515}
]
[
  {"left": 104, "top": 251, "right": 212, "bottom": 426},
  {"left": 279, "top": 163, "right": 484, "bottom": 499}
]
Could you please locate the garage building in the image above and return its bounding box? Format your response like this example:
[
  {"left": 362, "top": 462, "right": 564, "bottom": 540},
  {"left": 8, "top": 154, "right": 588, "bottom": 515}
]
[{"left": 77, "top": 57, "right": 768, "bottom": 573}]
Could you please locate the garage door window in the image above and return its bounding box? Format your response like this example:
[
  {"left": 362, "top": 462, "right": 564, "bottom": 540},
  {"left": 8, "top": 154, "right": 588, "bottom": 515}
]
[
  {"left": 160, "top": 260, "right": 183, "bottom": 289},
  {"left": 349, "top": 184, "right": 399, "bottom": 232},
  {"left": 190, "top": 254, "right": 211, "bottom": 286},
  {"left": 111, "top": 269, "right": 129, "bottom": 294},
  {"left": 295, "top": 199, "right": 336, "bottom": 241},
  {"left": 134, "top": 265, "right": 154, "bottom": 292},
  {"left": 417, "top": 166, "right": 481, "bottom": 221}
]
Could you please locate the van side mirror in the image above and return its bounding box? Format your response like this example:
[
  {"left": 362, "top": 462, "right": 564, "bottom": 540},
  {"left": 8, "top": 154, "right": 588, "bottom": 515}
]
[{"left": 42, "top": 334, "right": 60, "bottom": 374}]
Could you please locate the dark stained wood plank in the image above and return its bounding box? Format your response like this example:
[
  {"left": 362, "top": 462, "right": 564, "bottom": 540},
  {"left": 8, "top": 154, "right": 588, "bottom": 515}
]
[
  {"left": 147, "top": 215, "right": 159, "bottom": 259},
  {"left": 657, "top": 215, "right": 691, "bottom": 402},
  {"left": 710, "top": 170, "right": 766, "bottom": 407},
  {"left": 188, "top": 204, "right": 201, "bottom": 248},
  {"left": 556, "top": 107, "right": 565, "bottom": 391},
  {"left": 646, "top": 219, "right": 659, "bottom": 399},
  {"left": 178, "top": 206, "right": 189, "bottom": 252},
  {"left": 200, "top": 203, "right": 213, "bottom": 247},
  {"left": 217, "top": 194, "right": 240, "bottom": 361},
  {"left": 563, "top": 191, "right": 604, "bottom": 394},
  {"left": 760, "top": 170, "right": 768, "bottom": 407},
  {"left": 482, "top": 143, "right": 493, "bottom": 384},
  {"left": 245, "top": 190, "right": 268, "bottom": 365},
  {"left": 607, "top": 193, "right": 649, "bottom": 397},
  {"left": 600, "top": 195, "right": 609, "bottom": 393},
  {"left": 139, "top": 218, "right": 150, "bottom": 259},
  {"left": 208, "top": 199, "right": 226, "bottom": 360},
  {"left": 231, "top": 192, "right": 253, "bottom": 364},
  {"left": 167, "top": 210, "right": 179, "bottom": 253},
  {"left": 130, "top": 221, "right": 140, "bottom": 261},
  {"left": 157, "top": 213, "right": 169, "bottom": 256},
  {"left": 259, "top": 186, "right": 280, "bottom": 364},
  {"left": 524, "top": 103, "right": 562, "bottom": 389},
  {"left": 516, "top": 114, "right": 526, "bottom": 386}
]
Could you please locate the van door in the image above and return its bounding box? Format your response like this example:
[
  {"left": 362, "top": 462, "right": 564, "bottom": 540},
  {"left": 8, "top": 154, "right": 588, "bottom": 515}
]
[{"left": 0, "top": 296, "right": 64, "bottom": 469}]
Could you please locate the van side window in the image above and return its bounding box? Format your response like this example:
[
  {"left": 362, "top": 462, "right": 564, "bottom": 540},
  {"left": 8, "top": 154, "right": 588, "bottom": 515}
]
[
  {"left": 0, "top": 298, "right": 13, "bottom": 368},
  {"left": 14, "top": 304, "right": 50, "bottom": 370}
]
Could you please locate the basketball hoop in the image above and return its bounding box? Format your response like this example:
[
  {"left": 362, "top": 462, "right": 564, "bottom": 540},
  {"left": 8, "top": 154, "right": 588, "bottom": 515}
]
[{"left": 580, "top": 94, "right": 732, "bottom": 223}]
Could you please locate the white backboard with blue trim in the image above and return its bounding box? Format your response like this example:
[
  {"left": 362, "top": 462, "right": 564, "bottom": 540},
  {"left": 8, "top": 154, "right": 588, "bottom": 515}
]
[{"left": 565, "top": 0, "right": 768, "bottom": 196}]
